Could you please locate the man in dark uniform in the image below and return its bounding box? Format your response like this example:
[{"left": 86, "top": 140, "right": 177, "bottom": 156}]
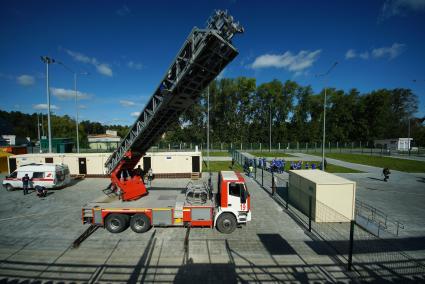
[{"left": 22, "top": 174, "right": 31, "bottom": 195}]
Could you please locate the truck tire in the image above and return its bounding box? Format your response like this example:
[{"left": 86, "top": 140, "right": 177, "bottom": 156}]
[
  {"left": 4, "top": 184, "right": 13, "bottom": 192},
  {"left": 130, "top": 214, "right": 151, "bottom": 233},
  {"left": 105, "top": 214, "right": 129, "bottom": 233},
  {"left": 216, "top": 213, "right": 237, "bottom": 234}
]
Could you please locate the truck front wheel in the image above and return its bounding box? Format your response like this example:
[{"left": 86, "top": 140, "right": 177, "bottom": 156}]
[
  {"left": 4, "top": 184, "right": 13, "bottom": 191},
  {"left": 216, "top": 213, "right": 237, "bottom": 234},
  {"left": 105, "top": 214, "right": 129, "bottom": 233},
  {"left": 130, "top": 214, "right": 151, "bottom": 233}
]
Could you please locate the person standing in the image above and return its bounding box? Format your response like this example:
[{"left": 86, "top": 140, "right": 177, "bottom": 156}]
[
  {"left": 231, "top": 157, "right": 235, "bottom": 169},
  {"left": 147, "top": 168, "right": 153, "bottom": 187},
  {"left": 22, "top": 174, "right": 31, "bottom": 195},
  {"left": 248, "top": 165, "right": 253, "bottom": 178}
]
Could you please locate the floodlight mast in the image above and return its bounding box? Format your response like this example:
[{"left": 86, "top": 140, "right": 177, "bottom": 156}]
[
  {"left": 40, "top": 56, "right": 55, "bottom": 153},
  {"left": 104, "top": 10, "right": 244, "bottom": 201}
]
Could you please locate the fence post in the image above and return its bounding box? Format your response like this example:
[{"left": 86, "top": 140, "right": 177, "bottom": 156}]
[
  {"left": 261, "top": 167, "right": 264, "bottom": 187},
  {"left": 308, "top": 196, "right": 312, "bottom": 232},
  {"left": 360, "top": 141, "right": 363, "bottom": 153},
  {"left": 329, "top": 141, "right": 331, "bottom": 152},
  {"left": 250, "top": 143, "right": 252, "bottom": 151},
  {"left": 279, "top": 142, "right": 280, "bottom": 150},
  {"left": 255, "top": 160, "right": 257, "bottom": 179},
  {"left": 306, "top": 142, "right": 308, "bottom": 153},
  {"left": 286, "top": 181, "right": 289, "bottom": 209},
  {"left": 271, "top": 171, "right": 275, "bottom": 196},
  {"left": 260, "top": 143, "right": 262, "bottom": 152},
  {"left": 348, "top": 220, "right": 355, "bottom": 271},
  {"left": 315, "top": 142, "right": 317, "bottom": 152}
]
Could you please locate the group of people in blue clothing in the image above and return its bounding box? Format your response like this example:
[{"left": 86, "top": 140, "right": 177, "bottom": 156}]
[{"left": 243, "top": 157, "right": 326, "bottom": 175}]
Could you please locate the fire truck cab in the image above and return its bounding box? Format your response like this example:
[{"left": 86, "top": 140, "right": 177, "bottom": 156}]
[{"left": 214, "top": 171, "right": 251, "bottom": 233}]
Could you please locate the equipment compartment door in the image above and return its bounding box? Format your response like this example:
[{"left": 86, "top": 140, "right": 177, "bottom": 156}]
[
  {"left": 143, "top": 157, "right": 151, "bottom": 171},
  {"left": 78, "top": 158, "right": 87, "bottom": 174},
  {"left": 192, "top": 156, "right": 200, "bottom": 172}
]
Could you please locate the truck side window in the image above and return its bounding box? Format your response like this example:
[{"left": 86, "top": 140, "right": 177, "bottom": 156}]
[
  {"left": 33, "top": 172, "right": 44, "bottom": 178},
  {"left": 9, "top": 172, "right": 17, "bottom": 178},
  {"left": 229, "top": 183, "right": 241, "bottom": 197}
]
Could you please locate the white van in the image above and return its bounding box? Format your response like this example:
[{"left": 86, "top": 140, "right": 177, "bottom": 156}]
[{"left": 2, "top": 163, "right": 71, "bottom": 191}]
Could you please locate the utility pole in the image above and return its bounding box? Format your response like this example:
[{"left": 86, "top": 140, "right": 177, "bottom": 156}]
[
  {"left": 315, "top": 62, "right": 338, "bottom": 170},
  {"left": 41, "top": 56, "right": 55, "bottom": 153}
]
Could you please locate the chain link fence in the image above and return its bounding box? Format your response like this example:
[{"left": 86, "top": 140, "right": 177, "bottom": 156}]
[{"left": 231, "top": 149, "right": 425, "bottom": 281}]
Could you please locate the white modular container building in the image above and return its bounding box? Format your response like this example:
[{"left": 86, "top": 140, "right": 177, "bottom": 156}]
[
  {"left": 7, "top": 151, "right": 202, "bottom": 178},
  {"left": 288, "top": 170, "right": 356, "bottom": 222}
]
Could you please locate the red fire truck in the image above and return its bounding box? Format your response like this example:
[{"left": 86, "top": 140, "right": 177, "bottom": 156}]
[{"left": 80, "top": 11, "right": 250, "bottom": 235}]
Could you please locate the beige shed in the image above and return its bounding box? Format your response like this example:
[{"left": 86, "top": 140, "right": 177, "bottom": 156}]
[{"left": 288, "top": 170, "right": 356, "bottom": 222}]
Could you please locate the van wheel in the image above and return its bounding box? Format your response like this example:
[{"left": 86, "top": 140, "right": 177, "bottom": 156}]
[
  {"left": 130, "top": 214, "right": 151, "bottom": 233},
  {"left": 216, "top": 213, "right": 237, "bottom": 234},
  {"left": 4, "top": 184, "right": 13, "bottom": 191},
  {"left": 105, "top": 214, "right": 129, "bottom": 233}
]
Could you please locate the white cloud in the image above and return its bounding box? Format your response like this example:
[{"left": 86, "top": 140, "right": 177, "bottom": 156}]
[
  {"left": 64, "top": 48, "right": 113, "bottom": 77},
  {"left": 131, "top": 111, "right": 140, "bottom": 117},
  {"left": 16, "top": 75, "right": 35, "bottom": 86},
  {"left": 380, "top": 0, "right": 425, "bottom": 20},
  {"left": 251, "top": 50, "right": 321, "bottom": 73},
  {"left": 50, "top": 87, "right": 91, "bottom": 100},
  {"left": 345, "top": 49, "right": 357, "bottom": 59},
  {"left": 359, "top": 52, "right": 370, "bottom": 59},
  {"left": 371, "top": 43, "right": 406, "bottom": 59},
  {"left": 33, "top": 104, "right": 59, "bottom": 110},
  {"left": 345, "top": 43, "right": 405, "bottom": 60},
  {"left": 116, "top": 5, "right": 131, "bottom": 16},
  {"left": 119, "top": 100, "right": 136, "bottom": 107},
  {"left": 127, "top": 61, "right": 143, "bottom": 70},
  {"left": 96, "top": 64, "right": 113, "bottom": 77}
]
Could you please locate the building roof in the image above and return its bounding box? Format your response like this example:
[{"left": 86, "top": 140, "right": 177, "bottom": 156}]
[
  {"left": 87, "top": 134, "right": 120, "bottom": 138},
  {"left": 289, "top": 170, "right": 355, "bottom": 185}
]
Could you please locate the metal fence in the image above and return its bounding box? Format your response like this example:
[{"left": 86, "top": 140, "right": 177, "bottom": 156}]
[
  {"left": 27, "top": 141, "right": 424, "bottom": 157},
  {"left": 231, "top": 150, "right": 425, "bottom": 281}
]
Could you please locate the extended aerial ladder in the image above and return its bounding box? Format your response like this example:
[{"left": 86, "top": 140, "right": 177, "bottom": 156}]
[{"left": 104, "top": 11, "right": 244, "bottom": 201}]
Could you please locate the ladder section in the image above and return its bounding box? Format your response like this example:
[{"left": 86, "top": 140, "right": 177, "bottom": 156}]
[{"left": 105, "top": 10, "right": 244, "bottom": 174}]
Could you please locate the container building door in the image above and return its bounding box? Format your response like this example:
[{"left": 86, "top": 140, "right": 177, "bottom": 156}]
[{"left": 78, "top": 158, "right": 87, "bottom": 174}]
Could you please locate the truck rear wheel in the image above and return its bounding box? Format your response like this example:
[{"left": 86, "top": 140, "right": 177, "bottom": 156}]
[
  {"left": 105, "top": 214, "right": 129, "bottom": 233},
  {"left": 130, "top": 214, "right": 151, "bottom": 233},
  {"left": 216, "top": 213, "right": 237, "bottom": 234}
]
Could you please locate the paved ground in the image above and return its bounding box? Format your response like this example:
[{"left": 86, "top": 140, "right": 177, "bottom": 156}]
[{"left": 0, "top": 174, "right": 357, "bottom": 283}]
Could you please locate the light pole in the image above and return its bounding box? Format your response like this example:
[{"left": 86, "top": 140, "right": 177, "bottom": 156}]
[
  {"left": 269, "top": 102, "right": 272, "bottom": 152},
  {"left": 57, "top": 60, "right": 88, "bottom": 153},
  {"left": 315, "top": 62, "right": 338, "bottom": 171},
  {"left": 410, "top": 79, "right": 424, "bottom": 156},
  {"left": 40, "top": 56, "right": 55, "bottom": 153},
  {"left": 207, "top": 86, "right": 210, "bottom": 171},
  {"left": 37, "top": 113, "right": 41, "bottom": 153}
]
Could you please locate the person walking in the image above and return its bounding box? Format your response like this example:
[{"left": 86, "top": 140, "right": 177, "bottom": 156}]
[
  {"left": 383, "top": 167, "right": 391, "bottom": 182},
  {"left": 22, "top": 174, "right": 31, "bottom": 195}
]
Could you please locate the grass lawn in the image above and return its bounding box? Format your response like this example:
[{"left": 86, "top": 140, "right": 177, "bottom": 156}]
[
  {"left": 248, "top": 151, "right": 294, "bottom": 157},
  {"left": 202, "top": 161, "right": 243, "bottom": 172},
  {"left": 201, "top": 151, "right": 230, "bottom": 157},
  {"left": 310, "top": 153, "right": 425, "bottom": 173}
]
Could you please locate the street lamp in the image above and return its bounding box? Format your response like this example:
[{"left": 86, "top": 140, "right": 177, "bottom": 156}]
[
  {"left": 40, "top": 56, "right": 55, "bottom": 153},
  {"left": 57, "top": 60, "right": 88, "bottom": 153},
  {"left": 315, "top": 61, "right": 338, "bottom": 171},
  {"left": 207, "top": 86, "right": 210, "bottom": 171}
]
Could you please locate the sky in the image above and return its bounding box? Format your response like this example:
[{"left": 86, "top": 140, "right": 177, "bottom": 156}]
[{"left": 1, "top": 0, "right": 425, "bottom": 126}]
